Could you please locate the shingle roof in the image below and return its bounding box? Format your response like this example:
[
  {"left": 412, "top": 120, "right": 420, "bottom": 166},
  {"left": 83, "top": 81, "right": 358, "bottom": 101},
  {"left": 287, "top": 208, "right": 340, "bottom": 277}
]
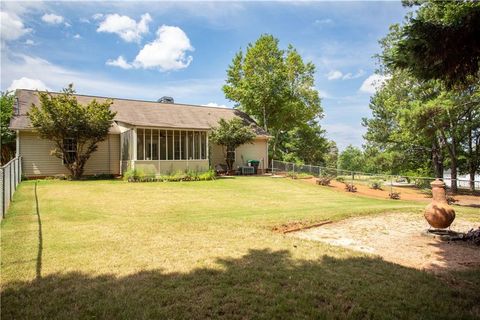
[{"left": 10, "top": 89, "right": 269, "bottom": 136}]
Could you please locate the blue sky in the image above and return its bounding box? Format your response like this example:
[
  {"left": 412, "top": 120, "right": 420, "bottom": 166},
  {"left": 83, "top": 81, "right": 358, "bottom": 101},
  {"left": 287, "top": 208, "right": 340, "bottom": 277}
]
[{"left": 1, "top": 1, "right": 410, "bottom": 150}]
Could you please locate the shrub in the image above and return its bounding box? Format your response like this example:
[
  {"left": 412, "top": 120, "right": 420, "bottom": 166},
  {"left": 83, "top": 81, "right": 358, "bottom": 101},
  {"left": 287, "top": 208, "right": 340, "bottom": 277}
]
[
  {"left": 345, "top": 183, "right": 357, "bottom": 192},
  {"left": 316, "top": 176, "right": 332, "bottom": 186},
  {"left": 415, "top": 178, "right": 431, "bottom": 189},
  {"left": 369, "top": 179, "right": 383, "bottom": 190},
  {"left": 335, "top": 176, "right": 345, "bottom": 183},
  {"left": 198, "top": 169, "right": 216, "bottom": 181},
  {"left": 446, "top": 196, "right": 458, "bottom": 205},
  {"left": 389, "top": 192, "right": 401, "bottom": 200}
]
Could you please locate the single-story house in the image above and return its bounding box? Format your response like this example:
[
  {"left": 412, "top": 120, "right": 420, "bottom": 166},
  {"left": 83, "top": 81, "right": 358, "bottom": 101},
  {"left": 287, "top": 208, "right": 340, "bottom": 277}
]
[{"left": 10, "top": 89, "right": 269, "bottom": 177}]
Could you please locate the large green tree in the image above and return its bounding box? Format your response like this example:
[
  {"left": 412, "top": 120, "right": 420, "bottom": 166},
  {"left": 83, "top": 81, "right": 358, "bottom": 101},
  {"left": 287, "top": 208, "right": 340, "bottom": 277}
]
[
  {"left": 0, "top": 91, "right": 16, "bottom": 164},
  {"left": 384, "top": 1, "right": 480, "bottom": 87},
  {"left": 28, "top": 85, "right": 116, "bottom": 179},
  {"left": 223, "top": 34, "right": 323, "bottom": 160},
  {"left": 337, "top": 145, "right": 364, "bottom": 173},
  {"left": 209, "top": 118, "right": 256, "bottom": 171}
]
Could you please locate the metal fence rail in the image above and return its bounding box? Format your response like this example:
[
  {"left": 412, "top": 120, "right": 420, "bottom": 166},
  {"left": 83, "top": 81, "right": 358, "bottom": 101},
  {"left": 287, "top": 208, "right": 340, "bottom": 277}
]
[
  {"left": 271, "top": 159, "right": 480, "bottom": 191},
  {"left": 1, "top": 157, "right": 22, "bottom": 218}
]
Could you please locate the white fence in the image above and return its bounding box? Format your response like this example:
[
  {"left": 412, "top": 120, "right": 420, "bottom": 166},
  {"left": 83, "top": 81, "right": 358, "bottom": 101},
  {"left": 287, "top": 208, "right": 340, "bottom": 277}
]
[
  {"left": 0, "top": 157, "right": 22, "bottom": 218},
  {"left": 272, "top": 160, "right": 480, "bottom": 191}
]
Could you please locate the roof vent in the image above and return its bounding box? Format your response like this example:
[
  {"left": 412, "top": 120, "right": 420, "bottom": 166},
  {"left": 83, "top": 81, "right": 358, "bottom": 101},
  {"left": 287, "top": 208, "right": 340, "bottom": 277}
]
[{"left": 158, "top": 96, "right": 174, "bottom": 103}]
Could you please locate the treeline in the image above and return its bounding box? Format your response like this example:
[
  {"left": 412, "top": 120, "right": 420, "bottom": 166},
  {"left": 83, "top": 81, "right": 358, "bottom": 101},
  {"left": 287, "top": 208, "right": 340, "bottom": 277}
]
[{"left": 362, "top": 1, "right": 480, "bottom": 192}]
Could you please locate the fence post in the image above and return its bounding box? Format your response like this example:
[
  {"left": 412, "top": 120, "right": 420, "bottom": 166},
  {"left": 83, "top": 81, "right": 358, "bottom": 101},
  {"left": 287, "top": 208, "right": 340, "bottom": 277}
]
[{"left": 1, "top": 168, "right": 4, "bottom": 219}]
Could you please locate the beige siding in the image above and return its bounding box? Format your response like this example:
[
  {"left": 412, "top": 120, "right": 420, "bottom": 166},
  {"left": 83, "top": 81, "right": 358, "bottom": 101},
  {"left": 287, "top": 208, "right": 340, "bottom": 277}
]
[
  {"left": 19, "top": 131, "right": 120, "bottom": 177},
  {"left": 211, "top": 138, "right": 269, "bottom": 172}
]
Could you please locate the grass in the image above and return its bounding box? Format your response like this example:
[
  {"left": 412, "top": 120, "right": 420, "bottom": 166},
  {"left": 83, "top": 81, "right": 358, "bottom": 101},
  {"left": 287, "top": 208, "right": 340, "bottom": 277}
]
[{"left": 1, "top": 177, "right": 479, "bottom": 319}]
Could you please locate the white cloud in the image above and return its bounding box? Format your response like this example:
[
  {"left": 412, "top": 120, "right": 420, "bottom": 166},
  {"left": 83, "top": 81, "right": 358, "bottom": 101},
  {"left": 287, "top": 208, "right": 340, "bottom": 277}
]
[
  {"left": 97, "top": 13, "right": 151, "bottom": 43},
  {"left": 0, "top": 11, "right": 31, "bottom": 41},
  {"left": 73, "top": 34, "right": 81, "bottom": 39},
  {"left": 106, "top": 56, "right": 132, "bottom": 69},
  {"left": 327, "top": 69, "right": 365, "bottom": 81},
  {"left": 203, "top": 102, "right": 230, "bottom": 109},
  {"left": 108, "top": 25, "right": 194, "bottom": 71},
  {"left": 327, "top": 70, "right": 343, "bottom": 80},
  {"left": 79, "top": 17, "right": 90, "bottom": 24},
  {"left": 314, "top": 18, "right": 333, "bottom": 25},
  {"left": 359, "top": 74, "right": 389, "bottom": 94},
  {"left": 7, "top": 77, "right": 50, "bottom": 91},
  {"left": 64, "top": 22, "right": 71, "bottom": 28},
  {"left": 24, "top": 39, "right": 35, "bottom": 45},
  {"left": 92, "top": 13, "right": 103, "bottom": 21},
  {"left": 41, "top": 13, "right": 64, "bottom": 25}
]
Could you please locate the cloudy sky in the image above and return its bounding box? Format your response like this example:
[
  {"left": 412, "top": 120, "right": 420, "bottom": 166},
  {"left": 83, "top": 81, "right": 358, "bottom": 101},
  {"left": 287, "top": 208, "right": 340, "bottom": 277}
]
[{"left": 1, "top": 1, "right": 409, "bottom": 150}]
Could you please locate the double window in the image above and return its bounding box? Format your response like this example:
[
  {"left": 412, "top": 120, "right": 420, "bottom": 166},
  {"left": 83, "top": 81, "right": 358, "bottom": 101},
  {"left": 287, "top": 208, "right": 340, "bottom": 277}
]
[
  {"left": 136, "top": 128, "right": 207, "bottom": 160},
  {"left": 63, "top": 138, "right": 77, "bottom": 164}
]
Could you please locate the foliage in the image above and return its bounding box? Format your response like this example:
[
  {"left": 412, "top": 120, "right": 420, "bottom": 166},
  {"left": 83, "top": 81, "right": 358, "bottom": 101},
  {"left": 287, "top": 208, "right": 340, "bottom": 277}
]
[
  {"left": 344, "top": 183, "right": 357, "bottom": 193},
  {"left": 369, "top": 180, "right": 383, "bottom": 190},
  {"left": 335, "top": 176, "right": 345, "bottom": 183},
  {"left": 316, "top": 176, "right": 332, "bottom": 186},
  {"left": 389, "top": 192, "right": 401, "bottom": 200},
  {"left": 223, "top": 34, "right": 323, "bottom": 161},
  {"left": 323, "top": 140, "right": 339, "bottom": 168},
  {"left": 209, "top": 118, "right": 256, "bottom": 171},
  {"left": 338, "top": 145, "right": 364, "bottom": 172},
  {"left": 1, "top": 91, "right": 16, "bottom": 164},
  {"left": 285, "top": 171, "right": 313, "bottom": 180},
  {"left": 280, "top": 121, "right": 329, "bottom": 165},
  {"left": 383, "top": 1, "right": 480, "bottom": 87},
  {"left": 124, "top": 168, "right": 216, "bottom": 182},
  {"left": 28, "top": 84, "right": 116, "bottom": 179}
]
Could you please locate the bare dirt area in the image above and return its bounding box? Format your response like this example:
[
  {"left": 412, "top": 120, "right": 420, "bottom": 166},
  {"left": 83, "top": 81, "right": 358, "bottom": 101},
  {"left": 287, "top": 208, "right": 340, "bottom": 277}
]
[
  {"left": 303, "top": 177, "right": 480, "bottom": 206},
  {"left": 290, "top": 212, "right": 480, "bottom": 272}
]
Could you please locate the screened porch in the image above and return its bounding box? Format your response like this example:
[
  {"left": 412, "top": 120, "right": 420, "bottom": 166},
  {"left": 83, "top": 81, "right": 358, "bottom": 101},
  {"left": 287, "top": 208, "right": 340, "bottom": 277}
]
[{"left": 121, "top": 127, "right": 210, "bottom": 175}]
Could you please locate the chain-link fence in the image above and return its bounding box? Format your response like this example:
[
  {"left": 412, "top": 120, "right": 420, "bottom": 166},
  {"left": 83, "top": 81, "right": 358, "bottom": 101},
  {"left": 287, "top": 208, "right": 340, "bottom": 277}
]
[
  {"left": 271, "top": 159, "right": 480, "bottom": 193},
  {"left": 1, "top": 157, "right": 22, "bottom": 218}
]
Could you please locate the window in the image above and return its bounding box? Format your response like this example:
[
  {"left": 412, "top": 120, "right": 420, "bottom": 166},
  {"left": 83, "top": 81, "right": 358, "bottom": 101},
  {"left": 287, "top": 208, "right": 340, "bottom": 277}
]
[
  {"left": 159, "top": 130, "right": 166, "bottom": 160},
  {"left": 167, "top": 131, "right": 174, "bottom": 160},
  {"left": 137, "top": 129, "right": 144, "bottom": 160},
  {"left": 226, "top": 146, "right": 235, "bottom": 164},
  {"left": 174, "top": 131, "right": 182, "bottom": 160},
  {"left": 63, "top": 138, "right": 77, "bottom": 164},
  {"left": 135, "top": 128, "right": 208, "bottom": 161},
  {"left": 181, "top": 131, "right": 187, "bottom": 160}
]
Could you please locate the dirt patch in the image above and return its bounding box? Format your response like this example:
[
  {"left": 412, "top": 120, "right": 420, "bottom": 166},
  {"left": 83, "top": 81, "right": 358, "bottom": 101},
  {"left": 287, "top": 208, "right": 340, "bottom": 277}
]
[
  {"left": 301, "top": 177, "right": 480, "bottom": 206},
  {"left": 290, "top": 212, "right": 480, "bottom": 272}
]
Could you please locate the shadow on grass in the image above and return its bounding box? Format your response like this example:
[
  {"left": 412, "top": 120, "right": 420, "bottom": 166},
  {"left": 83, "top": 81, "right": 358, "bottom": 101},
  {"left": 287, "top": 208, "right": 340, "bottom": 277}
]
[{"left": 2, "top": 249, "right": 479, "bottom": 319}]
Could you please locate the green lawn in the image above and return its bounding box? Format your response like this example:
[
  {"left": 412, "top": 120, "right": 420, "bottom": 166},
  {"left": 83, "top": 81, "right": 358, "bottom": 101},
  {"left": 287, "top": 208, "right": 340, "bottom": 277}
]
[{"left": 1, "top": 177, "right": 479, "bottom": 319}]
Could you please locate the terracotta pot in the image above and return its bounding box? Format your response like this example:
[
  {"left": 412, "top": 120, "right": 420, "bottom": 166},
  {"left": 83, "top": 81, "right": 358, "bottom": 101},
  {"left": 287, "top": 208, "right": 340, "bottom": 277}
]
[{"left": 424, "top": 179, "right": 455, "bottom": 229}]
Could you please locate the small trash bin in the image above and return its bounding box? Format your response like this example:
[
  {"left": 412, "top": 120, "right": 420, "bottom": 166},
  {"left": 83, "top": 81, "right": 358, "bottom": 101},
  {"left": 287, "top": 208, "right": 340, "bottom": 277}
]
[{"left": 247, "top": 160, "right": 260, "bottom": 174}]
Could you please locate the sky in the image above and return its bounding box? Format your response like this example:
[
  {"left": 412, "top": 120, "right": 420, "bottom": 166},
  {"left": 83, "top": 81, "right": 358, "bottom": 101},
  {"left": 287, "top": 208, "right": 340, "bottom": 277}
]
[{"left": 0, "top": 1, "right": 410, "bottom": 150}]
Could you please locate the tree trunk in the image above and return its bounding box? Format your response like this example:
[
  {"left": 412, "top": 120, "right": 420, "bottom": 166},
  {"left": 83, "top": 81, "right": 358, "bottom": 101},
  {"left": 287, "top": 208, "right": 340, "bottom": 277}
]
[
  {"left": 432, "top": 141, "right": 444, "bottom": 179},
  {"left": 450, "top": 158, "right": 458, "bottom": 194},
  {"left": 469, "top": 169, "right": 476, "bottom": 192}
]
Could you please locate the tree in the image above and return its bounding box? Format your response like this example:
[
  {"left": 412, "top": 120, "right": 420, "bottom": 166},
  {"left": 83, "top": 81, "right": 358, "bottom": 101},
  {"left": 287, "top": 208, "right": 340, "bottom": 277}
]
[
  {"left": 383, "top": 1, "right": 480, "bottom": 87},
  {"left": 209, "top": 118, "right": 256, "bottom": 171},
  {"left": 323, "top": 140, "right": 338, "bottom": 168},
  {"left": 223, "top": 34, "right": 323, "bottom": 160},
  {"left": 337, "top": 145, "right": 364, "bottom": 173},
  {"left": 280, "top": 120, "right": 328, "bottom": 165},
  {"left": 0, "top": 91, "right": 16, "bottom": 164},
  {"left": 28, "top": 85, "right": 116, "bottom": 179}
]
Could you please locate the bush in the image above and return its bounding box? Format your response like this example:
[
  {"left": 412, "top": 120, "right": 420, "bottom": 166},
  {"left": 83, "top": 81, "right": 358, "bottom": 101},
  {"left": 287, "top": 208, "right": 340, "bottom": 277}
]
[
  {"left": 335, "top": 176, "right": 345, "bottom": 183},
  {"left": 345, "top": 183, "right": 357, "bottom": 192},
  {"left": 316, "top": 176, "right": 332, "bottom": 186},
  {"left": 124, "top": 168, "right": 216, "bottom": 182},
  {"left": 415, "top": 178, "right": 431, "bottom": 189},
  {"left": 369, "top": 179, "right": 383, "bottom": 190},
  {"left": 389, "top": 192, "right": 401, "bottom": 200}
]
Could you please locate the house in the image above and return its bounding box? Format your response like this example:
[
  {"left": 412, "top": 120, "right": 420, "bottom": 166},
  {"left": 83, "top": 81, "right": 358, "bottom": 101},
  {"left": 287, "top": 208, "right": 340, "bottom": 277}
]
[{"left": 10, "top": 89, "right": 269, "bottom": 177}]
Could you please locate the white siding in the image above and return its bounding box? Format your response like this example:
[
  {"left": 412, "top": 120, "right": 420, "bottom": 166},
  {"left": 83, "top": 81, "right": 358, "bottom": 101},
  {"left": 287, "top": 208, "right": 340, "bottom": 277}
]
[{"left": 210, "top": 138, "right": 269, "bottom": 172}]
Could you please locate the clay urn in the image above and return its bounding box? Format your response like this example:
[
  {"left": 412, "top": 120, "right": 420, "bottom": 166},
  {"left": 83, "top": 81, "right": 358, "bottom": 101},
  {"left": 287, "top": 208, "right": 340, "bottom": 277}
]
[{"left": 424, "top": 179, "right": 455, "bottom": 229}]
